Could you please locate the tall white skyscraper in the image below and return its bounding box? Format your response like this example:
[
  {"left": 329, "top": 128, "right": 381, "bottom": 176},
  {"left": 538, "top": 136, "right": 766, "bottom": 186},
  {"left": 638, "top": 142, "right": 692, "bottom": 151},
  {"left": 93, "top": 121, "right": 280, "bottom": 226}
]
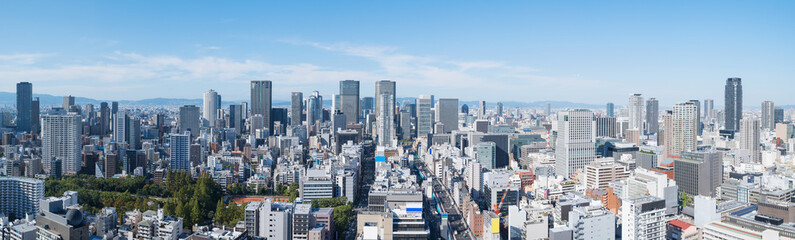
[
  {"left": 761, "top": 101, "right": 775, "bottom": 130},
  {"left": 203, "top": 89, "right": 219, "bottom": 127},
  {"left": 665, "top": 102, "right": 698, "bottom": 158},
  {"left": 377, "top": 93, "right": 395, "bottom": 147},
  {"left": 169, "top": 133, "right": 190, "bottom": 172},
  {"left": 436, "top": 98, "right": 459, "bottom": 133},
  {"left": 628, "top": 94, "right": 644, "bottom": 131},
  {"left": 42, "top": 114, "right": 82, "bottom": 175},
  {"left": 416, "top": 95, "right": 433, "bottom": 137},
  {"left": 739, "top": 118, "right": 761, "bottom": 163},
  {"left": 555, "top": 109, "right": 596, "bottom": 177},
  {"left": 114, "top": 112, "right": 127, "bottom": 144}
]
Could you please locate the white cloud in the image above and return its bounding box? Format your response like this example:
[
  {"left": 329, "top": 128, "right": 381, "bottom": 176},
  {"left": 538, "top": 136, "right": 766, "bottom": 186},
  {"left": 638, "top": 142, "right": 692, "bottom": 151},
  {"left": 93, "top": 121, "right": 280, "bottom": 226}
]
[{"left": 0, "top": 53, "right": 52, "bottom": 65}]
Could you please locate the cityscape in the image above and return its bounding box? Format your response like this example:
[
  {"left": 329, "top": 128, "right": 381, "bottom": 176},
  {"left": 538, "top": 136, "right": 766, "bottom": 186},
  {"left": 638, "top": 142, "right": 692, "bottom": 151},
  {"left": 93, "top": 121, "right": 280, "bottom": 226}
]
[{"left": 1, "top": 2, "right": 795, "bottom": 240}]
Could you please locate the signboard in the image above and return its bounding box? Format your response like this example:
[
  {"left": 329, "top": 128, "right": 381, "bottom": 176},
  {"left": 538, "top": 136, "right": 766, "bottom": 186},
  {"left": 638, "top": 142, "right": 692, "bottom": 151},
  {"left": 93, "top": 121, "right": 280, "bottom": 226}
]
[
  {"left": 491, "top": 218, "right": 500, "bottom": 233},
  {"left": 375, "top": 156, "right": 386, "bottom": 162}
]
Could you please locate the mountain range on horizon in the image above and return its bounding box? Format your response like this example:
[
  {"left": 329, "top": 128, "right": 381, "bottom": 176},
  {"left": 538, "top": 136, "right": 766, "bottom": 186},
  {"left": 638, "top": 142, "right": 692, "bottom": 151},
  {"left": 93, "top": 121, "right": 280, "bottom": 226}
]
[{"left": 0, "top": 91, "right": 788, "bottom": 110}]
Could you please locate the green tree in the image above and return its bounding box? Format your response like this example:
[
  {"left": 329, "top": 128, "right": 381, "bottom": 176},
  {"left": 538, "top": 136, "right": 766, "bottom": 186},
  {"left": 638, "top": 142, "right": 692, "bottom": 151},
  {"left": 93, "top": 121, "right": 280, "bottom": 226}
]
[{"left": 679, "top": 191, "right": 694, "bottom": 207}]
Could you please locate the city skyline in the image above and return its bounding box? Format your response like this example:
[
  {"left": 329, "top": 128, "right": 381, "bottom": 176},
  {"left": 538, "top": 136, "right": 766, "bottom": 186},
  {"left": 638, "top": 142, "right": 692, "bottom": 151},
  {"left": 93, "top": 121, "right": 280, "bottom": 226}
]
[{"left": 0, "top": 1, "right": 793, "bottom": 106}]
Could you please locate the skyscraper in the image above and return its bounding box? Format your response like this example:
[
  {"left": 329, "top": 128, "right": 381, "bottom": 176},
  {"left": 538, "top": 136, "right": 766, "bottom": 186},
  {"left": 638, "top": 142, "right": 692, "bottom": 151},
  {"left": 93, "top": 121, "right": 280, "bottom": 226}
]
[
  {"left": 416, "top": 95, "right": 433, "bottom": 137},
  {"left": 555, "top": 109, "right": 596, "bottom": 177},
  {"left": 478, "top": 100, "right": 486, "bottom": 119},
  {"left": 340, "top": 80, "right": 360, "bottom": 124},
  {"left": 42, "top": 114, "right": 82, "bottom": 175},
  {"left": 251, "top": 80, "right": 273, "bottom": 134},
  {"left": 100, "top": 102, "right": 110, "bottom": 135},
  {"left": 674, "top": 151, "right": 722, "bottom": 197},
  {"left": 16, "top": 82, "right": 32, "bottom": 133},
  {"left": 739, "top": 118, "right": 761, "bottom": 163},
  {"left": 307, "top": 91, "right": 323, "bottom": 126},
  {"left": 375, "top": 80, "right": 396, "bottom": 141},
  {"left": 775, "top": 108, "right": 784, "bottom": 124},
  {"left": 496, "top": 102, "right": 503, "bottom": 117},
  {"left": 606, "top": 102, "right": 614, "bottom": 117},
  {"left": 725, "top": 78, "right": 742, "bottom": 131},
  {"left": 377, "top": 93, "right": 395, "bottom": 146},
  {"left": 703, "top": 99, "right": 714, "bottom": 121},
  {"left": 291, "top": 92, "right": 303, "bottom": 126},
  {"left": 436, "top": 98, "right": 459, "bottom": 134},
  {"left": 361, "top": 97, "right": 374, "bottom": 117},
  {"left": 203, "top": 90, "right": 219, "bottom": 127},
  {"left": 179, "top": 105, "right": 200, "bottom": 138},
  {"left": 628, "top": 94, "right": 644, "bottom": 131},
  {"left": 229, "top": 104, "right": 244, "bottom": 134},
  {"left": 114, "top": 112, "right": 128, "bottom": 144},
  {"left": 62, "top": 95, "right": 75, "bottom": 110},
  {"left": 169, "top": 133, "right": 190, "bottom": 172},
  {"left": 665, "top": 102, "right": 698, "bottom": 158},
  {"left": 761, "top": 101, "right": 775, "bottom": 130},
  {"left": 689, "top": 99, "right": 702, "bottom": 135},
  {"left": 645, "top": 98, "right": 659, "bottom": 134},
  {"left": 31, "top": 97, "right": 40, "bottom": 134},
  {"left": 545, "top": 102, "right": 551, "bottom": 116}
]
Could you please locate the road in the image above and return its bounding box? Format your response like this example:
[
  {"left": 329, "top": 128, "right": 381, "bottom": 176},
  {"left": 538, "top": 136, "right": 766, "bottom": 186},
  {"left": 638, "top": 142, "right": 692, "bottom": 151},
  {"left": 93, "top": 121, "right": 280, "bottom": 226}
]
[{"left": 418, "top": 162, "right": 475, "bottom": 240}]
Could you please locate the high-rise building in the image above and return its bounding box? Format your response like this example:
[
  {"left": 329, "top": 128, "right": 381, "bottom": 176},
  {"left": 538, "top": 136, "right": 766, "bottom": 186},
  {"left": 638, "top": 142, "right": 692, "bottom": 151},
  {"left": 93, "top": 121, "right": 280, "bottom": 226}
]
[
  {"left": 739, "top": 118, "right": 761, "bottom": 163},
  {"left": 361, "top": 97, "right": 374, "bottom": 117},
  {"left": 646, "top": 98, "right": 659, "bottom": 134},
  {"left": 114, "top": 112, "right": 128, "bottom": 144},
  {"left": 291, "top": 92, "right": 303, "bottom": 126},
  {"left": 16, "top": 82, "right": 32, "bottom": 133},
  {"left": 340, "top": 80, "right": 360, "bottom": 124},
  {"left": 178, "top": 105, "right": 200, "bottom": 138},
  {"left": 628, "top": 94, "right": 644, "bottom": 131},
  {"left": 595, "top": 116, "right": 616, "bottom": 138},
  {"left": 621, "top": 196, "right": 666, "bottom": 240},
  {"left": 665, "top": 102, "right": 698, "bottom": 158},
  {"left": 436, "top": 98, "right": 459, "bottom": 133},
  {"left": 775, "top": 108, "right": 784, "bottom": 124},
  {"left": 555, "top": 109, "right": 596, "bottom": 177},
  {"left": 725, "top": 77, "right": 742, "bottom": 131},
  {"left": 416, "top": 95, "right": 433, "bottom": 137},
  {"left": 307, "top": 91, "right": 323, "bottom": 127},
  {"left": 31, "top": 97, "right": 40, "bottom": 134},
  {"left": 251, "top": 80, "right": 273, "bottom": 134},
  {"left": 100, "top": 102, "right": 110, "bottom": 135},
  {"left": 688, "top": 99, "right": 701, "bottom": 135},
  {"left": 496, "top": 102, "right": 503, "bottom": 117},
  {"left": 229, "top": 104, "right": 244, "bottom": 134},
  {"left": 674, "top": 151, "right": 722, "bottom": 197},
  {"left": 203, "top": 89, "right": 219, "bottom": 127},
  {"left": 169, "top": 133, "right": 190, "bottom": 172},
  {"left": 478, "top": 100, "right": 486, "bottom": 119},
  {"left": 0, "top": 176, "right": 45, "bottom": 220},
  {"left": 545, "top": 103, "right": 551, "bottom": 116},
  {"left": 703, "top": 99, "right": 714, "bottom": 121},
  {"left": 42, "top": 114, "right": 82, "bottom": 175},
  {"left": 375, "top": 80, "right": 396, "bottom": 138},
  {"left": 476, "top": 142, "right": 497, "bottom": 169},
  {"left": 377, "top": 93, "right": 395, "bottom": 146},
  {"left": 761, "top": 101, "right": 775, "bottom": 130},
  {"left": 606, "top": 102, "right": 614, "bottom": 118}
]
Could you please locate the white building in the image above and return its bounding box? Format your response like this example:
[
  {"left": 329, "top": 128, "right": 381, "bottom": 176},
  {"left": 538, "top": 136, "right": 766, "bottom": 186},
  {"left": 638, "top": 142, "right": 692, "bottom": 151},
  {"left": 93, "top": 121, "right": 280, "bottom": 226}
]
[
  {"left": 555, "top": 109, "right": 596, "bottom": 177},
  {"left": 621, "top": 196, "right": 666, "bottom": 240},
  {"left": 203, "top": 89, "right": 219, "bottom": 127},
  {"left": 42, "top": 114, "right": 82, "bottom": 175},
  {"left": 0, "top": 176, "right": 44, "bottom": 219},
  {"left": 629, "top": 94, "right": 644, "bottom": 131},
  {"left": 568, "top": 206, "right": 616, "bottom": 240},
  {"left": 739, "top": 118, "right": 761, "bottom": 163}
]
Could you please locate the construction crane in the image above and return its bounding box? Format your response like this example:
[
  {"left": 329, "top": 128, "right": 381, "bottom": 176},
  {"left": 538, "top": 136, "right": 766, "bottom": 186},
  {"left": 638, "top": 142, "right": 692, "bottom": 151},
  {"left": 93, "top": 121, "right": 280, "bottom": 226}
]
[{"left": 493, "top": 181, "right": 512, "bottom": 215}]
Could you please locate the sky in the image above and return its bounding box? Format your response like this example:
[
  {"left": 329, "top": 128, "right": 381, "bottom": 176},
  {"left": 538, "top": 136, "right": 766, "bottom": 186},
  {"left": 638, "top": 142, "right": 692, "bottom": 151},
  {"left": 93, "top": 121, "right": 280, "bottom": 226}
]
[{"left": 0, "top": 1, "right": 793, "bottom": 106}]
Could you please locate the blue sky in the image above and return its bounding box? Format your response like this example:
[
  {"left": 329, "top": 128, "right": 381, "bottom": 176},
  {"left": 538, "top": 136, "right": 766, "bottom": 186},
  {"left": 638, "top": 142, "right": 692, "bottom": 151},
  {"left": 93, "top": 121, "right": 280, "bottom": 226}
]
[{"left": 0, "top": 1, "right": 793, "bottom": 106}]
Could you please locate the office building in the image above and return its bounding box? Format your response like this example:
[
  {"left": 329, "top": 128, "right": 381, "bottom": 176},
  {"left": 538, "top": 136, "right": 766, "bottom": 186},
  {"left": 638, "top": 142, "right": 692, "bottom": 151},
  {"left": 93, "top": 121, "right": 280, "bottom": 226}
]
[
  {"left": 674, "top": 151, "right": 722, "bottom": 197},
  {"left": 436, "top": 98, "right": 459, "bottom": 133},
  {"left": 762, "top": 101, "right": 775, "bottom": 130},
  {"left": 775, "top": 108, "right": 784, "bottom": 124},
  {"left": 169, "top": 133, "right": 190, "bottom": 172},
  {"left": 416, "top": 95, "right": 433, "bottom": 137},
  {"left": 178, "top": 105, "right": 200, "bottom": 138},
  {"left": 100, "top": 102, "right": 110, "bottom": 135},
  {"left": 629, "top": 94, "right": 644, "bottom": 131},
  {"left": 340, "top": 80, "right": 360, "bottom": 124},
  {"left": 306, "top": 91, "right": 323, "bottom": 127},
  {"left": 203, "top": 89, "right": 219, "bottom": 127},
  {"left": 595, "top": 116, "right": 616, "bottom": 138},
  {"left": 621, "top": 196, "right": 666, "bottom": 240},
  {"left": 256, "top": 199, "right": 293, "bottom": 239},
  {"left": 606, "top": 102, "right": 614, "bottom": 118},
  {"left": 583, "top": 159, "right": 630, "bottom": 190},
  {"left": 0, "top": 176, "right": 45, "bottom": 219},
  {"left": 62, "top": 95, "right": 75, "bottom": 111},
  {"left": 476, "top": 142, "right": 497, "bottom": 169},
  {"left": 568, "top": 206, "right": 616, "bottom": 240},
  {"left": 704, "top": 99, "right": 714, "bottom": 121},
  {"left": 555, "top": 109, "right": 596, "bottom": 177},
  {"left": 291, "top": 92, "right": 304, "bottom": 126},
  {"left": 251, "top": 80, "right": 273, "bottom": 134},
  {"left": 496, "top": 102, "right": 503, "bottom": 116},
  {"left": 739, "top": 118, "right": 761, "bottom": 163},
  {"left": 42, "top": 114, "right": 82, "bottom": 175},
  {"left": 31, "top": 97, "right": 40, "bottom": 134},
  {"left": 375, "top": 80, "right": 396, "bottom": 144},
  {"left": 646, "top": 98, "right": 659, "bottom": 134},
  {"left": 478, "top": 100, "right": 486, "bottom": 119},
  {"left": 229, "top": 104, "right": 244, "bottom": 134},
  {"left": 725, "top": 77, "right": 742, "bottom": 131},
  {"left": 16, "top": 82, "right": 32, "bottom": 133}
]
